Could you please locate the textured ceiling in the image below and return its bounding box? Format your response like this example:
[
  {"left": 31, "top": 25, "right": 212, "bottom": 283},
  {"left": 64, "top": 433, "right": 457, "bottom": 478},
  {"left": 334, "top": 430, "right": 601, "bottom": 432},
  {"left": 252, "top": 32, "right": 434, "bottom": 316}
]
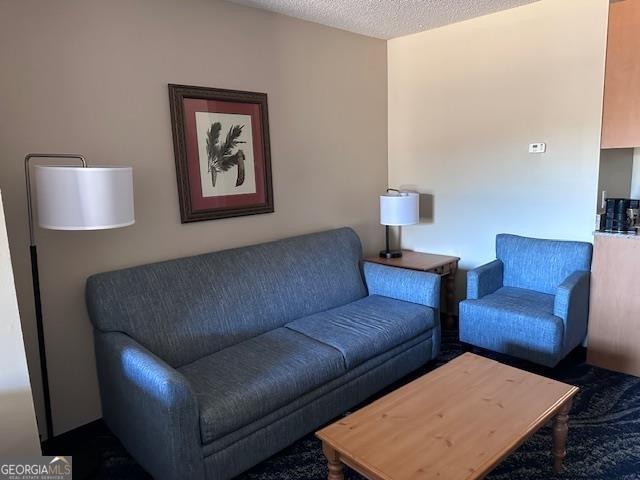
[{"left": 226, "top": 0, "right": 540, "bottom": 39}]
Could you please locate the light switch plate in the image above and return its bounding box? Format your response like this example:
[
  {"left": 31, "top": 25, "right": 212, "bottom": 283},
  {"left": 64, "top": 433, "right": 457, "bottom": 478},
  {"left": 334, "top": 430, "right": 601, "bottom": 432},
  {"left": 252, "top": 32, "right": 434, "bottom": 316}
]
[{"left": 528, "top": 142, "right": 546, "bottom": 153}]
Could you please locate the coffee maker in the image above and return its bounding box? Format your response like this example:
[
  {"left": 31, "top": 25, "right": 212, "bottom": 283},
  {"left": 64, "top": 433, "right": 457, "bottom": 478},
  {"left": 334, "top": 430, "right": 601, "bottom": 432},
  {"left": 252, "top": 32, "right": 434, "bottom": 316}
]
[{"left": 600, "top": 198, "right": 640, "bottom": 233}]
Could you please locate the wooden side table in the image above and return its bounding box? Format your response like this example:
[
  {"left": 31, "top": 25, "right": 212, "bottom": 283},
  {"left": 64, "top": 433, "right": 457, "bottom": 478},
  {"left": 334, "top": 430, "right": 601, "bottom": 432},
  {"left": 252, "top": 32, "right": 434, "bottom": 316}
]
[{"left": 363, "top": 250, "right": 460, "bottom": 329}]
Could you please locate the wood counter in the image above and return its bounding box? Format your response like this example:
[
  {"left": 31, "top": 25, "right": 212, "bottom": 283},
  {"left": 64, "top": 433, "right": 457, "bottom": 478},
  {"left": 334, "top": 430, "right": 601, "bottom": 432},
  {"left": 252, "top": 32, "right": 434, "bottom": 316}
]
[{"left": 587, "top": 233, "right": 640, "bottom": 376}]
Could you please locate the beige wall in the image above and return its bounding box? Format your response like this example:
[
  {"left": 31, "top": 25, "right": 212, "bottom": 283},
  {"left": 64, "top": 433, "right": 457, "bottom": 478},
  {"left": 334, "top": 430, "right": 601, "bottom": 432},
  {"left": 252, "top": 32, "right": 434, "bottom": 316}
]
[
  {"left": 0, "top": 191, "right": 41, "bottom": 455},
  {"left": 388, "top": 0, "right": 609, "bottom": 305},
  {"left": 598, "top": 149, "right": 634, "bottom": 204},
  {"left": 0, "top": 0, "right": 387, "bottom": 436},
  {"left": 632, "top": 149, "right": 640, "bottom": 198}
]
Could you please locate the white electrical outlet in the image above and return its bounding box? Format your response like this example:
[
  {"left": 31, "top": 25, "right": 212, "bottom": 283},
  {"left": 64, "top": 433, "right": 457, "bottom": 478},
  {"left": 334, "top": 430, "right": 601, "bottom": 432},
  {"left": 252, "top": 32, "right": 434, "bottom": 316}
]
[{"left": 528, "top": 142, "right": 546, "bottom": 153}]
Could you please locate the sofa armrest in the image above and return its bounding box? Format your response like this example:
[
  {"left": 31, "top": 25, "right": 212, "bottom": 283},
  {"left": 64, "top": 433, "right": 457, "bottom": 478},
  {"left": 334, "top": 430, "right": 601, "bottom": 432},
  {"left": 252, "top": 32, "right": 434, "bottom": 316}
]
[
  {"left": 94, "top": 331, "right": 204, "bottom": 480},
  {"left": 467, "top": 260, "right": 503, "bottom": 300},
  {"left": 554, "top": 270, "right": 590, "bottom": 352},
  {"left": 362, "top": 261, "right": 440, "bottom": 309}
]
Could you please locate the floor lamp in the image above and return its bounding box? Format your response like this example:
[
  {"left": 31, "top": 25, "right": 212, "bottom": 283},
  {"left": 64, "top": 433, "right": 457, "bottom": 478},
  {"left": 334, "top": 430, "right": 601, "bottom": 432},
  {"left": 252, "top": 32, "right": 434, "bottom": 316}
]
[{"left": 24, "top": 153, "right": 135, "bottom": 441}]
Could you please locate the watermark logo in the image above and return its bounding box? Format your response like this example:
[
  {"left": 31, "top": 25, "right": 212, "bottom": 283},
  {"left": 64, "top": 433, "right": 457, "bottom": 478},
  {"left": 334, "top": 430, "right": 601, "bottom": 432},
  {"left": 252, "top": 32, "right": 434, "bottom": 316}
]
[{"left": 0, "top": 456, "right": 72, "bottom": 480}]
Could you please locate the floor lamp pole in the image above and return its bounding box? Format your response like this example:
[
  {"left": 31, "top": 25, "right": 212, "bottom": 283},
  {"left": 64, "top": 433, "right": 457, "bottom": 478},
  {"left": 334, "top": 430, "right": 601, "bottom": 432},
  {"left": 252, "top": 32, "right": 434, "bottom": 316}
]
[
  {"left": 24, "top": 153, "right": 87, "bottom": 442},
  {"left": 28, "top": 243, "right": 52, "bottom": 441}
]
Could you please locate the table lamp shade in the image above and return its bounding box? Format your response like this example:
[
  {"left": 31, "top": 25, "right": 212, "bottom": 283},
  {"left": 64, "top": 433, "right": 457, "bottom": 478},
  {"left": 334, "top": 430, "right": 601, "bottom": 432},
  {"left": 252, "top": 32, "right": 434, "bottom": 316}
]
[
  {"left": 380, "top": 191, "right": 419, "bottom": 226},
  {"left": 34, "top": 165, "right": 135, "bottom": 230}
]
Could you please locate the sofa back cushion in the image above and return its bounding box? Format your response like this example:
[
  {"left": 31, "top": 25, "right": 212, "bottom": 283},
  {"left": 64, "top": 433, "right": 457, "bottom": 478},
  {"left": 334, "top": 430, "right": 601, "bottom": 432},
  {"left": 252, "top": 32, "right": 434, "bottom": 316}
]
[
  {"left": 86, "top": 228, "right": 367, "bottom": 367},
  {"left": 496, "top": 234, "right": 592, "bottom": 295}
]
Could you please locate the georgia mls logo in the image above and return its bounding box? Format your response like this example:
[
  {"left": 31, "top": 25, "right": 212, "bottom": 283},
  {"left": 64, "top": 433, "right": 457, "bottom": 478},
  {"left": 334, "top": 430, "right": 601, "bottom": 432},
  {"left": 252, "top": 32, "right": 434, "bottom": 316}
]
[{"left": 0, "top": 456, "right": 72, "bottom": 479}]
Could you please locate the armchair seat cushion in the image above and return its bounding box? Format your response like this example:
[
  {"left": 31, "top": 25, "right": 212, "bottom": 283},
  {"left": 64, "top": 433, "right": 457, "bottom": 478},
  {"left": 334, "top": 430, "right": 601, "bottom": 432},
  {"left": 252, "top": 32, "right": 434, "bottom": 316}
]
[
  {"left": 459, "top": 287, "right": 564, "bottom": 367},
  {"left": 286, "top": 295, "right": 436, "bottom": 370},
  {"left": 476, "top": 286, "right": 556, "bottom": 315},
  {"left": 178, "top": 328, "right": 345, "bottom": 444}
]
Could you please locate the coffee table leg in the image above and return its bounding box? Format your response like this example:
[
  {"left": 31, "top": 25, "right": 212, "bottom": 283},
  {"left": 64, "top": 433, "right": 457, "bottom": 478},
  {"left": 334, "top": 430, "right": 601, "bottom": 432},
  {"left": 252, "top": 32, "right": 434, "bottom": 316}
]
[
  {"left": 322, "top": 442, "right": 344, "bottom": 480},
  {"left": 552, "top": 398, "right": 572, "bottom": 473}
]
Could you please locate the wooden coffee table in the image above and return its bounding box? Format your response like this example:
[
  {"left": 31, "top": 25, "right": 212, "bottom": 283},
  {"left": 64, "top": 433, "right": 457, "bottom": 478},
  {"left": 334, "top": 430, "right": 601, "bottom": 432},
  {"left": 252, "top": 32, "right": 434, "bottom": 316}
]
[{"left": 316, "top": 353, "right": 578, "bottom": 480}]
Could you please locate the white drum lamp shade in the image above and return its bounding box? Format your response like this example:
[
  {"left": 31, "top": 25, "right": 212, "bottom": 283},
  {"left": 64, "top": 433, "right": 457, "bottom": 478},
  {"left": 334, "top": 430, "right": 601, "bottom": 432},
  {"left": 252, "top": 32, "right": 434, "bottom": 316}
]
[
  {"left": 34, "top": 165, "right": 135, "bottom": 230},
  {"left": 380, "top": 191, "right": 419, "bottom": 226}
]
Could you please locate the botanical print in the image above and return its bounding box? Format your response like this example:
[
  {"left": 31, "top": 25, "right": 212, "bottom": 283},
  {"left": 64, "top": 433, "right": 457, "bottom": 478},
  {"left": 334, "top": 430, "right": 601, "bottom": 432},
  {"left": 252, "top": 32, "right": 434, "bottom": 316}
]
[
  {"left": 169, "top": 84, "right": 273, "bottom": 222},
  {"left": 195, "top": 112, "right": 256, "bottom": 197},
  {"left": 207, "top": 123, "right": 245, "bottom": 187}
]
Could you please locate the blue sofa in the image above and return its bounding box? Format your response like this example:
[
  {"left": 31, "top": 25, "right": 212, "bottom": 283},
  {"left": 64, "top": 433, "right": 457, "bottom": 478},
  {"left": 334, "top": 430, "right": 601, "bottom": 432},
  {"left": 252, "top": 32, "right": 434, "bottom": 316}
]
[
  {"left": 459, "top": 234, "right": 592, "bottom": 367},
  {"left": 86, "top": 228, "right": 441, "bottom": 479}
]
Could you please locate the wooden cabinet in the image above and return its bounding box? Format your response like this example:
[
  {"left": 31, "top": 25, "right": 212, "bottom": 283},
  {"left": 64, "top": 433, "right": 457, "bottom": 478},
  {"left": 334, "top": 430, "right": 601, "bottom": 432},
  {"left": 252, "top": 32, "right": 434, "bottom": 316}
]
[
  {"left": 587, "top": 234, "right": 640, "bottom": 376},
  {"left": 601, "top": 0, "right": 640, "bottom": 149}
]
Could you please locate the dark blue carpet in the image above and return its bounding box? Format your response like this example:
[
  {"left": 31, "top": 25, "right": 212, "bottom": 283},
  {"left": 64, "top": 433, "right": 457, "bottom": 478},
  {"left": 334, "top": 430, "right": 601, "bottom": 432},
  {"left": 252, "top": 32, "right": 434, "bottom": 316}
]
[{"left": 84, "top": 330, "right": 640, "bottom": 479}]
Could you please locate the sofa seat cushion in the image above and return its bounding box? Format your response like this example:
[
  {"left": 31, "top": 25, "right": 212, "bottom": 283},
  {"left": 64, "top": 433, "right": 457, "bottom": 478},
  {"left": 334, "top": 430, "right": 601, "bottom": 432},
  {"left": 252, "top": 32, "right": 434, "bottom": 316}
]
[
  {"left": 459, "top": 286, "right": 564, "bottom": 366},
  {"left": 178, "top": 328, "right": 345, "bottom": 444},
  {"left": 285, "top": 295, "right": 436, "bottom": 370}
]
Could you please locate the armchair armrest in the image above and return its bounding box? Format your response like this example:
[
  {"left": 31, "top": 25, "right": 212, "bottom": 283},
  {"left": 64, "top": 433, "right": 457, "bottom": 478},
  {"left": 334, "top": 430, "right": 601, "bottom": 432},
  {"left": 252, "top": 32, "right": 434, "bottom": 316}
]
[
  {"left": 467, "top": 260, "right": 503, "bottom": 300},
  {"left": 362, "top": 261, "right": 440, "bottom": 309},
  {"left": 94, "top": 331, "right": 204, "bottom": 480},
  {"left": 554, "top": 270, "right": 590, "bottom": 351}
]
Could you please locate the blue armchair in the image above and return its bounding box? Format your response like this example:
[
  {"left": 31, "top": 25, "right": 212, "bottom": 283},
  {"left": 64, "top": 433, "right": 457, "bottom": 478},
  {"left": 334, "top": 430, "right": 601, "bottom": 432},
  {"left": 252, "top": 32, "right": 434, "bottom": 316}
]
[{"left": 459, "top": 234, "right": 592, "bottom": 367}]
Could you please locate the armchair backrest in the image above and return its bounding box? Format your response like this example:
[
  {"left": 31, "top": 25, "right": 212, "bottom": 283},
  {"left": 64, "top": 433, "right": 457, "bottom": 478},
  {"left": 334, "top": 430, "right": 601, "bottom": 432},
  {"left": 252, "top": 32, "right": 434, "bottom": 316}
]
[{"left": 496, "top": 234, "right": 592, "bottom": 295}]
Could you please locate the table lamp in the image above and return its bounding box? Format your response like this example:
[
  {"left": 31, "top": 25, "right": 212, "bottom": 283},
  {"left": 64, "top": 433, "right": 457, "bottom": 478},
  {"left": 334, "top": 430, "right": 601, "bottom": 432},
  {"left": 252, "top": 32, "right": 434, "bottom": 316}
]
[
  {"left": 24, "top": 153, "right": 135, "bottom": 442},
  {"left": 379, "top": 189, "right": 419, "bottom": 258}
]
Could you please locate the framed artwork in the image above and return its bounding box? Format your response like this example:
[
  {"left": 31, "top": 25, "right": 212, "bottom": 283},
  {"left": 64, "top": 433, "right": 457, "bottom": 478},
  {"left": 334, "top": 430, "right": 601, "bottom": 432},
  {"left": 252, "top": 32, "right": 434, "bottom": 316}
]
[{"left": 168, "top": 84, "right": 274, "bottom": 222}]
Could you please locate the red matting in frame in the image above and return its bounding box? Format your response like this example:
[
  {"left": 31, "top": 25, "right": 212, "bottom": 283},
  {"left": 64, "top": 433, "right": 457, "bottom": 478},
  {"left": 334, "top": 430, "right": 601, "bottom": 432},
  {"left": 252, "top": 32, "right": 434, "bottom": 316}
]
[{"left": 182, "top": 98, "right": 267, "bottom": 212}]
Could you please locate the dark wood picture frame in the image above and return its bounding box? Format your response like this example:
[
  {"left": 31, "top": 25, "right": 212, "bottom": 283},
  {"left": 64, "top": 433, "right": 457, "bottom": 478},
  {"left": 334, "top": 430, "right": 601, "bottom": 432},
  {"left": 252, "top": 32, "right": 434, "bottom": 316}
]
[{"left": 168, "top": 84, "right": 274, "bottom": 223}]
